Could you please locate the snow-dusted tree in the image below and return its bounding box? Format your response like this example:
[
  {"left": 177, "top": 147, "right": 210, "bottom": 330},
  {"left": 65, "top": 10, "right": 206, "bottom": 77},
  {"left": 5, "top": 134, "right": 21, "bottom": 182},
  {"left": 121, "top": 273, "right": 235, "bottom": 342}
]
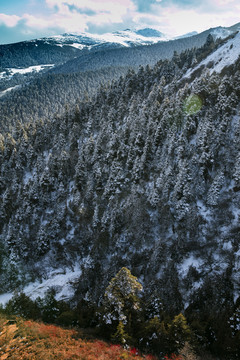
[
  {"left": 229, "top": 300, "right": 240, "bottom": 337},
  {"left": 103, "top": 267, "right": 143, "bottom": 327}
]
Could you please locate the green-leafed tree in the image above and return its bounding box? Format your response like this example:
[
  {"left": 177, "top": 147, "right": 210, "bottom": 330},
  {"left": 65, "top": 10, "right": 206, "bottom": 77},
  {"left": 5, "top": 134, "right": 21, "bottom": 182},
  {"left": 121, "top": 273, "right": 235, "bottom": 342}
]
[
  {"left": 169, "top": 313, "right": 192, "bottom": 353},
  {"left": 141, "top": 316, "right": 169, "bottom": 356},
  {"left": 111, "top": 320, "right": 131, "bottom": 345},
  {"left": 102, "top": 267, "right": 143, "bottom": 342},
  {"left": 5, "top": 292, "right": 40, "bottom": 320}
]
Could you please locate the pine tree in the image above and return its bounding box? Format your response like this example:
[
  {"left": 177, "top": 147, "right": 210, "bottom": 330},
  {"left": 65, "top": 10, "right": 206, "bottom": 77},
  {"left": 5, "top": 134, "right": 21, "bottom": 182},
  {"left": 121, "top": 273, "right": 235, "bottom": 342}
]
[
  {"left": 169, "top": 313, "right": 192, "bottom": 352},
  {"left": 111, "top": 320, "right": 131, "bottom": 345},
  {"left": 102, "top": 267, "right": 143, "bottom": 336}
]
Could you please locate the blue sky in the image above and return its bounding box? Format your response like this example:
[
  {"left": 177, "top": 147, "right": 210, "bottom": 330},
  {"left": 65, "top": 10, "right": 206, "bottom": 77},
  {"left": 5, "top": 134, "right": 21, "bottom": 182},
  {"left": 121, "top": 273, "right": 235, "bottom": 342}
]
[{"left": 0, "top": 0, "right": 240, "bottom": 44}]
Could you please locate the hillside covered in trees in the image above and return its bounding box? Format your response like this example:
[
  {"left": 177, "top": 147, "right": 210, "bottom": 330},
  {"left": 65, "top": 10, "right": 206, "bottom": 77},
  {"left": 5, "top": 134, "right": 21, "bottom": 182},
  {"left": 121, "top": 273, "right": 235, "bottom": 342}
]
[
  {"left": 0, "top": 25, "right": 240, "bottom": 359},
  {"left": 0, "top": 25, "right": 233, "bottom": 131}
]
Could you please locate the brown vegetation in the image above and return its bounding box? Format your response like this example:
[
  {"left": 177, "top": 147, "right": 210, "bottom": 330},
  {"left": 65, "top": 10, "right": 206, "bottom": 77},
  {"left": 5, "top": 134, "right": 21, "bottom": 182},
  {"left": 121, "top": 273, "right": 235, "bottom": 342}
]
[{"left": 0, "top": 315, "right": 156, "bottom": 360}]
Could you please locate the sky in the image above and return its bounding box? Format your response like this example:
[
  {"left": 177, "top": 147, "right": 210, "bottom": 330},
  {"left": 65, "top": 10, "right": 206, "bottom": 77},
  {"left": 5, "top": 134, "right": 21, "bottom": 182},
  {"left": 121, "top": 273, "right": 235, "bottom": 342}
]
[{"left": 0, "top": 0, "right": 240, "bottom": 44}]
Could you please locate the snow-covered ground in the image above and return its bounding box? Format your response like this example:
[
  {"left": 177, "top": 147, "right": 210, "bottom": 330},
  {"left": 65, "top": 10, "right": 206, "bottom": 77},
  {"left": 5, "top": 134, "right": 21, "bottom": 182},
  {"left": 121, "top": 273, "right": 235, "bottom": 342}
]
[
  {"left": 184, "top": 32, "right": 240, "bottom": 78},
  {"left": 0, "top": 293, "right": 14, "bottom": 306},
  {"left": 0, "top": 85, "right": 21, "bottom": 98},
  {"left": 211, "top": 27, "right": 233, "bottom": 40},
  {"left": 0, "top": 64, "right": 54, "bottom": 80},
  {"left": 178, "top": 255, "right": 204, "bottom": 277},
  {"left": 25, "top": 266, "right": 82, "bottom": 301},
  {"left": 0, "top": 265, "right": 82, "bottom": 306}
]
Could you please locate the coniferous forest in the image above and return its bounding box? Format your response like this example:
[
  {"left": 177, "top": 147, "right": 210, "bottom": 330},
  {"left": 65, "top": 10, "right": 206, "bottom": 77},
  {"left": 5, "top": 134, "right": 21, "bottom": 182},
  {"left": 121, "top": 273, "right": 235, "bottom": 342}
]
[{"left": 0, "top": 25, "right": 240, "bottom": 359}]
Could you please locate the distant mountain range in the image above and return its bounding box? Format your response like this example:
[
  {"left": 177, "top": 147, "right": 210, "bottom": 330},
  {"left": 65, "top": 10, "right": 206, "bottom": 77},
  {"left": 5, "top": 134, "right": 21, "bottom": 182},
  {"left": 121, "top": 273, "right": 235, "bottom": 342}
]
[
  {"left": 0, "top": 22, "right": 240, "bottom": 131},
  {"left": 1, "top": 22, "right": 239, "bottom": 71},
  {"left": 43, "top": 28, "right": 169, "bottom": 49},
  {"left": 6, "top": 23, "right": 238, "bottom": 52}
]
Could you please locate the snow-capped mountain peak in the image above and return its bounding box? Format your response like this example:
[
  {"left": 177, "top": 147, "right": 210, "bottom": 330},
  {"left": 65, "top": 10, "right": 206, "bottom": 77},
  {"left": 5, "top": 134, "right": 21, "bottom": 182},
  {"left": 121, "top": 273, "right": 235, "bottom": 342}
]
[
  {"left": 16, "top": 23, "right": 240, "bottom": 54},
  {"left": 44, "top": 28, "right": 169, "bottom": 49},
  {"left": 135, "top": 28, "right": 165, "bottom": 38}
]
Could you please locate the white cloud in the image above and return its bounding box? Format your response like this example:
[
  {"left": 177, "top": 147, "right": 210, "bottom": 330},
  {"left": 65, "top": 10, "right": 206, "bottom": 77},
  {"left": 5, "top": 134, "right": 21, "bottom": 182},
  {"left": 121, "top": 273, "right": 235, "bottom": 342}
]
[
  {"left": 0, "top": 13, "right": 21, "bottom": 27},
  {"left": 1, "top": 0, "right": 240, "bottom": 44},
  {"left": 46, "top": 0, "right": 135, "bottom": 17},
  {"left": 22, "top": 14, "right": 52, "bottom": 29},
  {"left": 29, "top": 0, "right": 137, "bottom": 33},
  {"left": 149, "top": 2, "right": 240, "bottom": 36},
  {"left": 213, "top": 0, "right": 236, "bottom": 5}
]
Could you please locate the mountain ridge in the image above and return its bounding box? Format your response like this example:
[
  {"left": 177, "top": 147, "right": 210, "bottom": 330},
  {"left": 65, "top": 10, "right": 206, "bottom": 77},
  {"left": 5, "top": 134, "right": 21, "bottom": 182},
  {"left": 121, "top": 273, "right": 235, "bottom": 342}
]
[
  {"left": 0, "top": 24, "right": 230, "bottom": 133},
  {"left": 1, "top": 22, "right": 240, "bottom": 70}
]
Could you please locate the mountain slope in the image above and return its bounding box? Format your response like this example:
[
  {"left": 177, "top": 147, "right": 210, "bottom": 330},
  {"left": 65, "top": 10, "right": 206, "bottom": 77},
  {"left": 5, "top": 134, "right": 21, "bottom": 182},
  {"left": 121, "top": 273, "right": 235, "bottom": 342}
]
[
  {"left": 0, "top": 25, "right": 232, "bottom": 132},
  {"left": 0, "top": 28, "right": 168, "bottom": 70},
  {"left": 0, "top": 29, "right": 240, "bottom": 314},
  {"left": 48, "top": 28, "right": 223, "bottom": 75},
  {"left": 1, "top": 23, "right": 239, "bottom": 70},
  {"left": 184, "top": 31, "right": 240, "bottom": 78}
]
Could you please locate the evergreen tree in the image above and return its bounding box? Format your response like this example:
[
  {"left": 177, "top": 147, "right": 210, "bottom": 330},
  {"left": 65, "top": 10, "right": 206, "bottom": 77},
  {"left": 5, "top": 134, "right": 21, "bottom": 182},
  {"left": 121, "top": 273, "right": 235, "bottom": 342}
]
[{"left": 102, "top": 267, "right": 143, "bottom": 340}]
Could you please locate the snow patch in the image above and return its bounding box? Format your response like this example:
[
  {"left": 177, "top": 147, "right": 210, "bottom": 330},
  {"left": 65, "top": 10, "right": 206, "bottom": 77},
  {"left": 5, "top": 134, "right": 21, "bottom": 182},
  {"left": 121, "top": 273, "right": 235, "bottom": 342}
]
[
  {"left": 69, "top": 43, "right": 85, "bottom": 50},
  {"left": 0, "top": 293, "right": 13, "bottom": 306},
  {"left": 189, "top": 134, "right": 197, "bottom": 146},
  {"left": 43, "top": 150, "right": 52, "bottom": 164},
  {"left": 0, "top": 64, "right": 54, "bottom": 80},
  {"left": 0, "top": 265, "right": 82, "bottom": 305},
  {"left": 211, "top": 28, "right": 233, "bottom": 40},
  {"left": 197, "top": 200, "right": 211, "bottom": 221},
  {"left": 24, "top": 265, "right": 82, "bottom": 301},
  {"left": 222, "top": 241, "right": 232, "bottom": 250},
  {"left": 23, "top": 171, "right": 33, "bottom": 185},
  {"left": 178, "top": 255, "right": 203, "bottom": 277},
  {"left": 9, "top": 64, "right": 54, "bottom": 75},
  {"left": 0, "top": 85, "right": 21, "bottom": 97},
  {"left": 184, "top": 32, "right": 240, "bottom": 78},
  {"left": 231, "top": 206, "right": 240, "bottom": 225}
]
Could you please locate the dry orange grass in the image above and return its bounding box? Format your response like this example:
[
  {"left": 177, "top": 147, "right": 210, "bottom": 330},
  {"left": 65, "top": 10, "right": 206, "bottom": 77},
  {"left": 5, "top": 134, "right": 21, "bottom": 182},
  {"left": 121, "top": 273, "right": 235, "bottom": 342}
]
[{"left": 0, "top": 316, "right": 156, "bottom": 360}]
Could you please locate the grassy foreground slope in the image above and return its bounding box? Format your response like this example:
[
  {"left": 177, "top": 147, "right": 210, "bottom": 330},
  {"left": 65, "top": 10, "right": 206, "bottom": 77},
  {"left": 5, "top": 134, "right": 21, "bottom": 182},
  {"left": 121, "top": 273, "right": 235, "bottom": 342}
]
[{"left": 0, "top": 314, "right": 157, "bottom": 360}]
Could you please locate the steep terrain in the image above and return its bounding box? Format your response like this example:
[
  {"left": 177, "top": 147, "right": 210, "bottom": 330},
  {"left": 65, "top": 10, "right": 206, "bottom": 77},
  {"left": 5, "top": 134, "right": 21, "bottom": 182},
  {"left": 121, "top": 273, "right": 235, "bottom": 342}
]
[
  {"left": 1, "top": 24, "right": 239, "bottom": 132},
  {"left": 0, "top": 28, "right": 239, "bottom": 307},
  {"left": 0, "top": 27, "right": 168, "bottom": 69},
  {"left": 0, "top": 24, "right": 240, "bottom": 358},
  {"left": 0, "top": 27, "right": 167, "bottom": 102}
]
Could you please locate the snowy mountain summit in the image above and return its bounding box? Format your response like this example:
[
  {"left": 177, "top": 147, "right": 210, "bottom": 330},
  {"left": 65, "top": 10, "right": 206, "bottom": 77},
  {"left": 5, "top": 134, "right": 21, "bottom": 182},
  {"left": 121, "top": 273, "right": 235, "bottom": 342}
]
[
  {"left": 38, "top": 23, "right": 240, "bottom": 50},
  {"left": 43, "top": 28, "right": 169, "bottom": 49},
  {"left": 135, "top": 28, "right": 165, "bottom": 38}
]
